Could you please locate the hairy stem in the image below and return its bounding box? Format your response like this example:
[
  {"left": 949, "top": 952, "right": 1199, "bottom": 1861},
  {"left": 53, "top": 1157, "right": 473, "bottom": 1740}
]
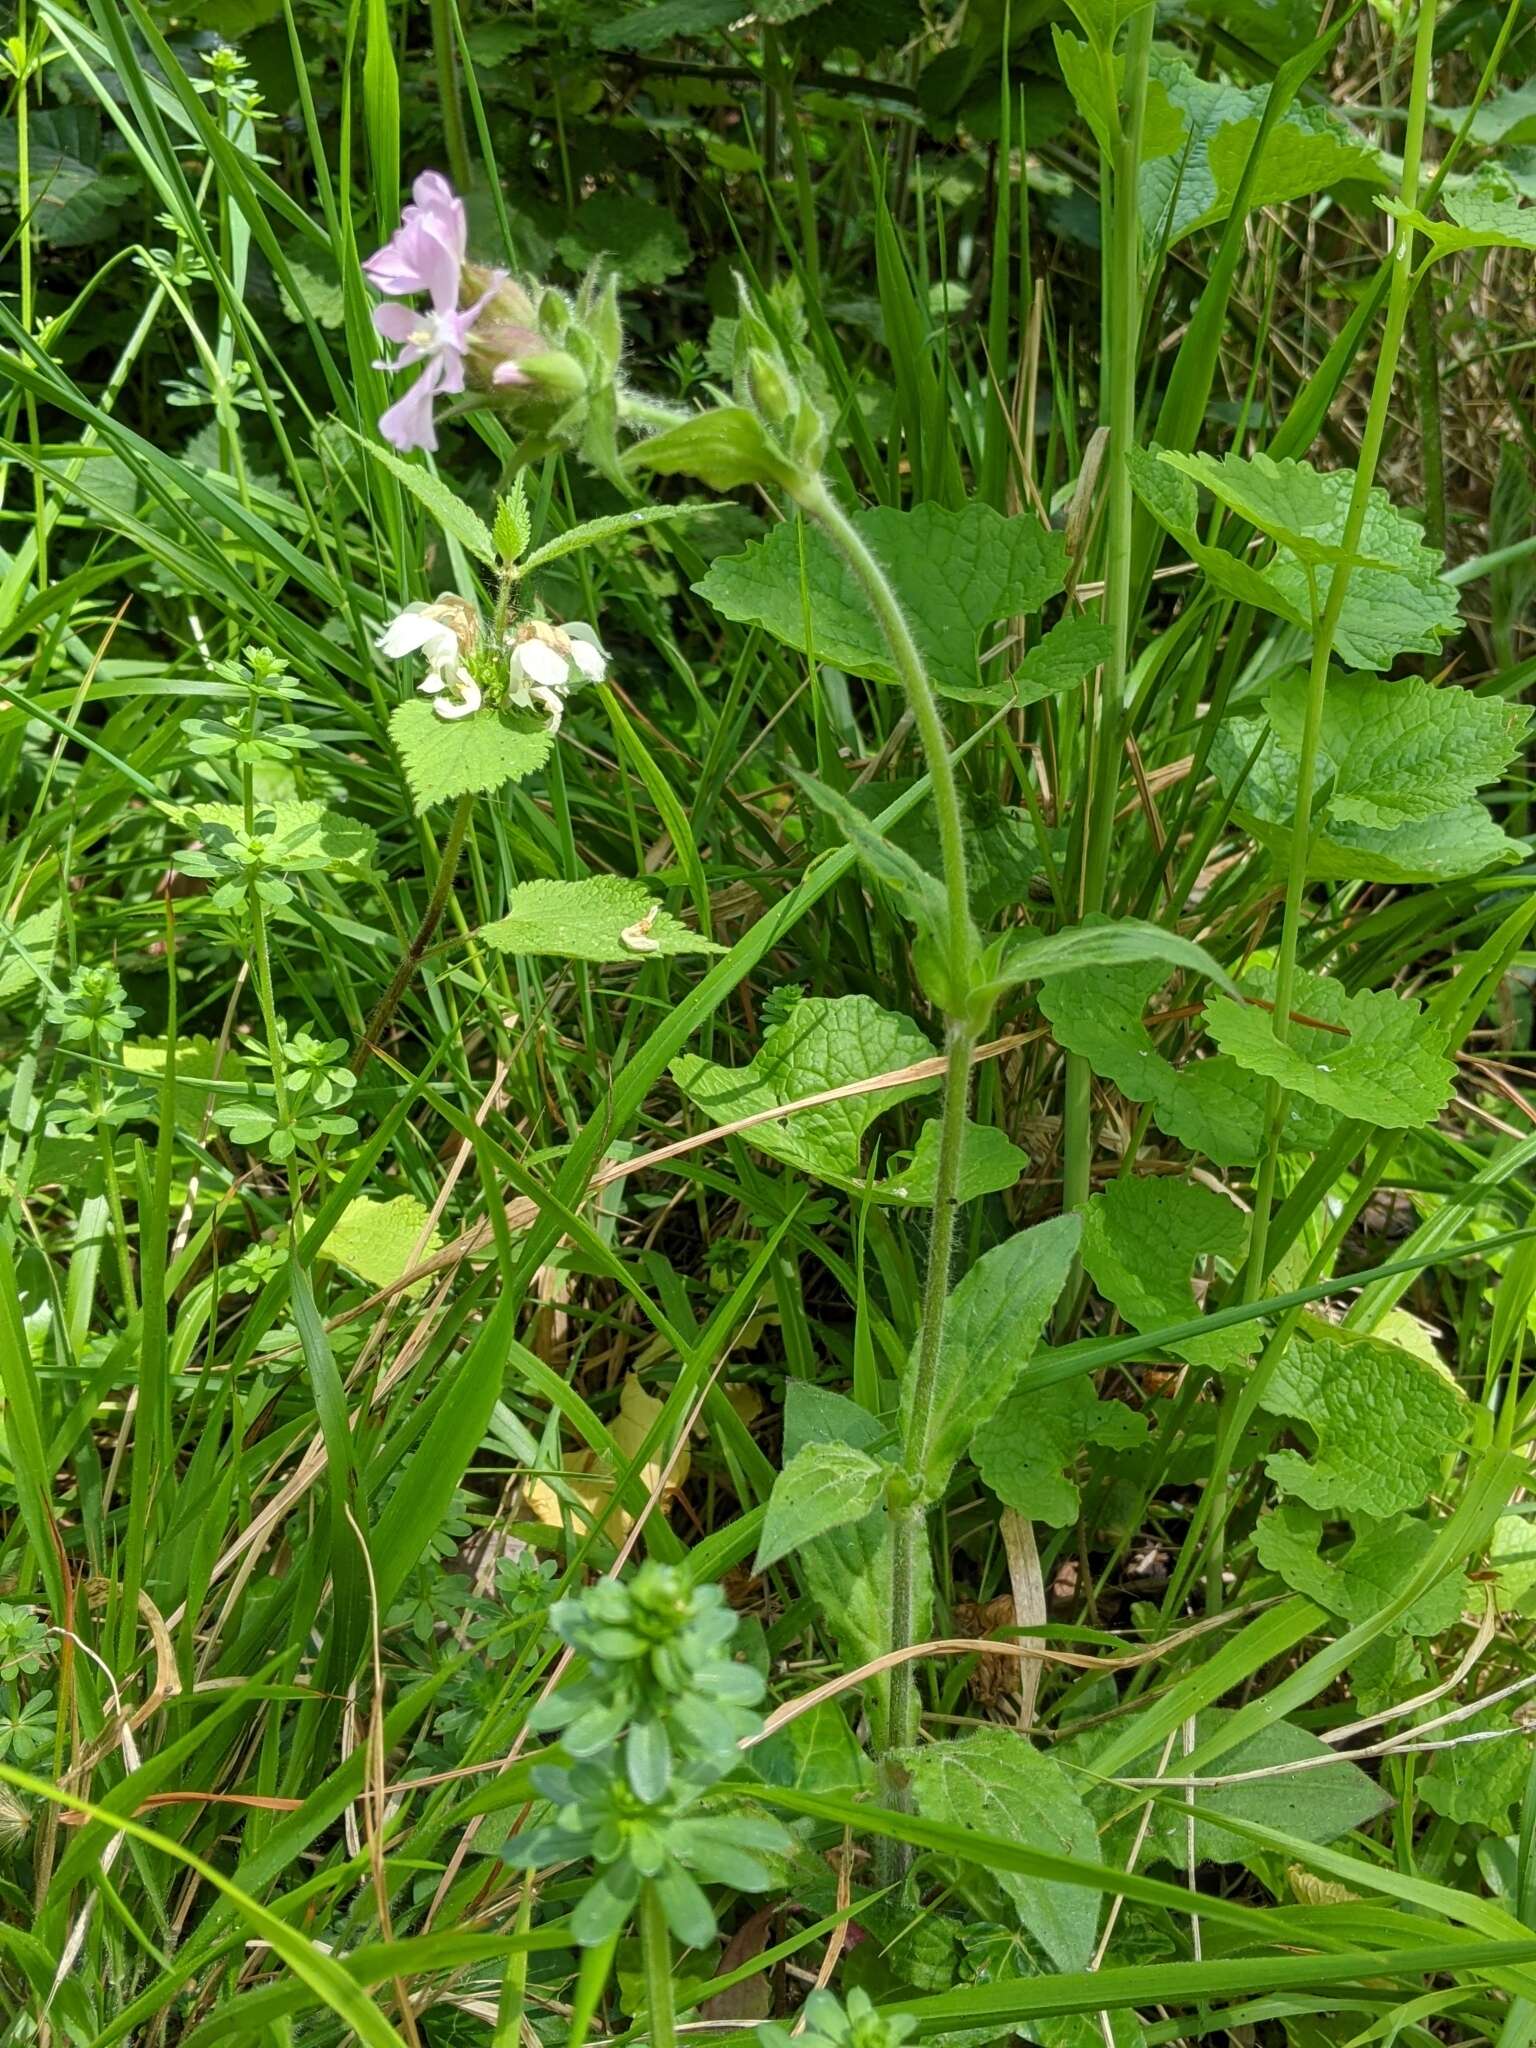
[
  {"left": 351, "top": 790, "right": 476, "bottom": 1076},
  {"left": 1063, "top": 6, "right": 1154, "bottom": 1226},
  {"left": 796, "top": 475, "right": 974, "bottom": 1793}
]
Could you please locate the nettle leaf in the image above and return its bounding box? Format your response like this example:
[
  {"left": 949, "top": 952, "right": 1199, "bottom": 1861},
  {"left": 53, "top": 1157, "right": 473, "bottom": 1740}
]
[
  {"left": 556, "top": 194, "right": 691, "bottom": 286},
  {"left": 318, "top": 1194, "right": 442, "bottom": 1294},
  {"left": 1132, "top": 448, "right": 1459, "bottom": 670},
  {"left": 694, "top": 503, "right": 1067, "bottom": 701},
  {"left": 1038, "top": 947, "right": 1337, "bottom": 1167},
  {"left": 1385, "top": 166, "right": 1536, "bottom": 262},
  {"left": 755, "top": 1439, "right": 889, "bottom": 1572},
  {"left": 0, "top": 904, "right": 60, "bottom": 1003},
  {"left": 1204, "top": 968, "right": 1454, "bottom": 1130},
  {"left": 0, "top": 108, "right": 137, "bottom": 247},
  {"left": 120, "top": 1036, "right": 249, "bottom": 1126},
  {"left": 1264, "top": 669, "right": 1530, "bottom": 828},
  {"left": 1011, "top": 613, "right": 1112, "bottom": 706},
  {"left": 1432, "top": 80, "right": 1536, "bottom": 149},
  {"left": 671, "top": 994, "right": 935, "bottom": 1185},
  {"left": 1254, "top": 1502, "right": 1468, "bottom": 1637},
  {"left": 915, "top": 1215, "right": 1082, "bottom": 1499},
  {"left": 1258, "top": 1319, "right": 1469, "bottom": 1519},
  {"left": 1103, "top": 1709, "right": 1388, "bottom": 1867},
  {"left": 592, "top": 0, "right": 742, "bottom": 52},
  {"left": 1081, "top": 1176, "right": 1250, "bottom": 1367},
  {"left": 1142, "top": 51, "right": 1387, "bottom": 246},
  {"left": 479, "top": 877, "right": 721, "bottom": 964},
  {"left": 976, "top": 1376, "right": 1145, "bottom": 1527},
  {"left": 781, "top": 1384, "right": 928, "bottom": 1705},
  {"left": 1211, "top": 715, "right": 1523, "bottom": 885},
  {"left": 750, "top": 1699, "right": 870, "bottom": 1796},
  {"left": 868, "top": 1117, "right": 1029, "bottom": 1206},
  {"left": 389, "top": 701, "right": 554, "bottom": 813},
  {"left": 179, "top": 801, "right": 378, "bottom": 875},
  {"left": 1490, "top": 1512, "right": 1536, "bottom": 1611},
  {"left": 346, "top": 428, "right": 496, "bottom": 563},
  {"left": 1420, "top": 1704, "right": 1530, "bottom": 1831},
  {"left": 906, "top": 1727, "right": 1102, "bottom": 1971}
]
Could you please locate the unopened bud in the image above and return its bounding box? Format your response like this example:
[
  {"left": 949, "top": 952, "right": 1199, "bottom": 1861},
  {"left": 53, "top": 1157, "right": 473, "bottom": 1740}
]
[{"left": 745, "top": 347, "right": 794, "bottom": 428}]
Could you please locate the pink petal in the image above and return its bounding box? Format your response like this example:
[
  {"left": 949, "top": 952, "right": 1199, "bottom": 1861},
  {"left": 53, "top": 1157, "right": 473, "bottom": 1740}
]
[
  {"left": 378, "top": 360, "right": 446, "bottom": 452},
  {"left": 372, "top": 301, "right": 421, "bottom": 344}
]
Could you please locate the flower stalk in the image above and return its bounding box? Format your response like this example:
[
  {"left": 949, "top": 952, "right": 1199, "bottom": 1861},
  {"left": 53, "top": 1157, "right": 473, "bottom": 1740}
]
[{"left": 350, "top": 789, "right": 476, "bottom": 1076}]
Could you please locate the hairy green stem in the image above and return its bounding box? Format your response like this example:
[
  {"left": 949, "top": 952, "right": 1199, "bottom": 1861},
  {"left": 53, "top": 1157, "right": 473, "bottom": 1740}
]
[
  {"left": 1063, "top": 7, "right": 1154, "bottom": 1226},
  {"left": 351, "top": 790, "right": 476, "bottom": 1076},
  {"left": 796, "top": 475, "right": 975, "bottom": 1787},
  {"left": 638, "top": 1883, "right": 676, "bottom": 2048}
]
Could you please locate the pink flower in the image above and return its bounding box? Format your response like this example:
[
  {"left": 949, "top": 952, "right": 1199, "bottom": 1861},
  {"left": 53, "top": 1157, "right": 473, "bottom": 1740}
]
[{"left": 365, "top": 173, "right": 500, "bottom": 453}]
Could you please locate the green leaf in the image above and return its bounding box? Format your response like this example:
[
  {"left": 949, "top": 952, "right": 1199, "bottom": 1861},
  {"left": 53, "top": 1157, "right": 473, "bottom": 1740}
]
[
  {"left": 517, "top": 501, "right": 726, "bottom": 578},
  {"left": 906, "top": 1728, "right": 1102, "bottom": 1971},
  {"left": 343, "top": 427, "right": 496, "bottom": 564},
  {"left": 914, "top": 1215, "right": 1081, "bottom": 1499},
  {"left": 591, "top": 0, "right": 742, "bottom": 52},
  {"left": 0, "top": 904, "right": 60, "bottom": 1003},
  {"left": 975, "top": 1376, "right": 1145, "bottom": 1527},
  {"left": 868, "top": 1117, "right": 1029, "bottom": 1206},
  {"left": 120, "top": 1036, "right": 249, "bottom": 1125},
  {"left": 754, "top": 1440, "right": 889, "bottom": 1572},
  {"left": 389, "top": 701, "right": 553, "bottom": 812},
  {"left": 492, "top": 480, "right": 531, "bottom": 565},
  {"left": 1204, "top": 968, "right": 1455, "bottom": 1130},
  {"left": 479, "top": 877, "right": 721, "bottom": 963},
  {"left": 1081, "top": 1176, "right": 1250, "bottom": 1367},
  {"left": 1142, "top": 50, "right": 1387, "bottom": 246},
  {"left": 177, "top": 800, "right": 378, "bottom": 875},
  {"left": 792, "top": 770, "right": 956, "bottom": 955},
  {"left": 781, "top": 1385, "right": 926, "bottom": 1727},
  {"left": 626, "top": 408, "right": 801, "bottom": 493},
  {"left": 1264, "top": 668, "right": 1529, "bottom": 828},
  {"left": 1101, "top": 1709, "right": 1389, "bottom": 1867},
  {"left": 1489, "top": 1511, "right": 1536, "bottom": 1612},
  {"left": 750, "top": 1701, "right": 870, "bottom": 1796},
  {"left": 1254, "top": 1503, "right": 1468, "bottom": 1637},
  {"left": 1210, "top": 714, "right": 1524, "bottom": 884},
  {"left": 1132, "top": 447, "right": 1459, "bottom": 670},
  {"left": 1384, "top": 166, "right": 1536, "bottom": 262},
  {"left": 1432, "top": 79, "right": 1536, "bottom": 148},
  {"left": 1036, "top": 939, "right": 1337, "bottom": 1165},
  {"left": 1258, "top": 1319, "right": 1469, "bottom": 1518},
  {"left": 983, "top": 915, "right": 1240, "bottom": 1001},
  {"left": 1420, "top": 1704, "right": 1530, "bottom": 1831},
  {"left": 670, "top": 994, "right": 936, "bottom": 1185},
  {"left": 0, "top": 109, "right": 137, "bottom": 247},
  {"left": 556, "top": 194, "right": 691, "bottom": 286},
  {"left": 317, "top": 1195, "right": 442, "bottom": 1295},
  {"left": 694, "top": 503, "right": 1067, "bottom": 701},
  {"left": 1011, "top": 613, "right": 1112, "bottom": 706}
]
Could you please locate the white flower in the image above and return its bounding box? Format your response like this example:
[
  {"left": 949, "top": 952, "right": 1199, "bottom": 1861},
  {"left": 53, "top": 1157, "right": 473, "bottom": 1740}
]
[
  {"left": 504, "top": 617, "right": 608, "bottom": 731},
  {"left": 378, "top": 600, "right": 483, "bottom": 722}
]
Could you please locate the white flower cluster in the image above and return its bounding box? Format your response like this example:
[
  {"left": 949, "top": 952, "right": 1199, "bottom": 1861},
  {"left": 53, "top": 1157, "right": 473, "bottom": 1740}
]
[{"left": 377, "top": 602, "right": 607, "bottom": 725}]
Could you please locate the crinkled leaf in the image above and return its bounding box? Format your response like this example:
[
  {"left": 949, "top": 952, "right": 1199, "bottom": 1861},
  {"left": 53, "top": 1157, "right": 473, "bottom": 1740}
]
[
  {"left": 755, "top": 1439, "right": 888, "bottom": 1572},
  {"left": 1009, "top": 613, "right": 1112, "bottom": 706},
  {"left": 1265, "top": 668, "right": 1529, "bottom": 828},
  {"left": 1143, "top": 54, "right": 1388, "bottom": 245},
  {"left": 750, "top": 1700, "right": 870, "bottom": 1795},
  {"left": 671, "top": 994, "right": 935, "bottom": 1184},
  {"left": 556, "top": 194, "right": 691, "bottom": 286},
  {"left": 1254, "top": 1502, "right": 1468, "bottom": 1636},
  {"left": 915, "top": 1215, "right": 1082, "bottom": 1498},
  {"left": 906, "top": 1728, "right": 1102, "bottom": 1971},
  {"left": 0, "top": 904, "right": 60, "bottom": 1003},
  {"left": 1420, "top": 1705, "right": 1530, "bottom": 1831},
  {"left": 1385, "top": 166, "right": 1536, "bottom": 260},
  {"left": 868, "top": 1117, "right": 1029, "bottom": 1206},
  {"left": 1204, "top": 968, "right": 1454, "bottom": 1130},
  {"left": 694, "top": 502, "right": 1067, "bottom": 701},
  {"left": 1038, "top": 944, "right": 1336, "bottom": 1165},
  {"left": 1258, "top": 1318, "right": 1468, "bottom": 1518},
  {"left": 1489, "top": 1512, "right": 1536, "bottom": 1612},
  {"left": 479, "top": 876, "right": 721, "bottom": 963},
  {"left": 0, "top": 109, "right": 137, "bottom": 246},
  {"left": 976, "top": 1376, "right": 1145, "bottom": 1527},
  {"left": 389, "top": 700, "right": 553, "bottom": 812},
  {"left": 318, "top": 1194, "right": 442, "bottom": 1294},
  {"left": 592, "top": 0, "right": 742, "bottom": 50},
  {"left": 1081, "top": 1176, "right": 1249, "bottom": 1367},
  {"left": 1133, "top": 447, "right": 1459, "bottom": 670},
  {"left": 1432, "top": 81, "right": 1536, "bottom": 148},
  {"left": 1211, "top": 714, "right": 1523, "bottom": 884}
]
